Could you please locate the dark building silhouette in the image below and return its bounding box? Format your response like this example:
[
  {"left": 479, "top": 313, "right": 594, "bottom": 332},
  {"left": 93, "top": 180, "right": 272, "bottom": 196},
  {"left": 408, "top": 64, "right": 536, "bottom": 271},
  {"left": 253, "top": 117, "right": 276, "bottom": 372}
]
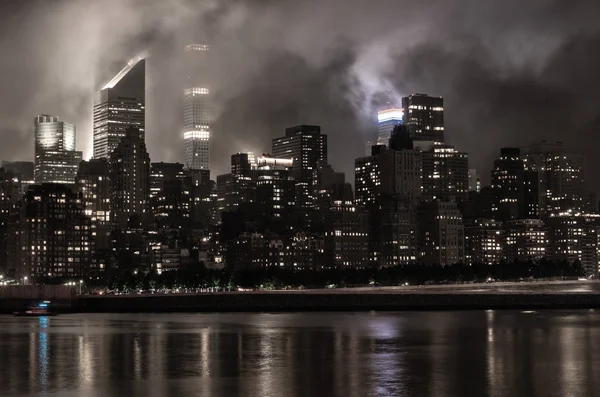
[
  {"left": 150, "top": 162, "right": 191, "bottom": 229},
  {"left": 109, "top": 127, "right": 150, "bottom": 230},
  {"left": 402, "top": 93, "right": 444, "bottom": 142},
  {"left": 76, "top": 159, "right": 111, "bottom": 250},
  {"left": 19, "top": 183, "right": 92, "bottom": 280}
]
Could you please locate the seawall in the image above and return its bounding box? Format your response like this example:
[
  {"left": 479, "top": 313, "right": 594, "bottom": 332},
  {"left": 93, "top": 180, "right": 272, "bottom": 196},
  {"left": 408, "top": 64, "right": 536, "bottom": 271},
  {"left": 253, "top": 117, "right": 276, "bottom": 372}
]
[{"left": 76, "top": 290, "right": 600, "bottom": 312}]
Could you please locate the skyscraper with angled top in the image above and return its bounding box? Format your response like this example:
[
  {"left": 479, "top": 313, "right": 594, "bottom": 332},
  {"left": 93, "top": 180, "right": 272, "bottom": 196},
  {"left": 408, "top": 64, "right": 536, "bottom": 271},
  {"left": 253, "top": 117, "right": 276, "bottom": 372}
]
[
  {"left": 183, "top": 44, "right": 211, "bottom": 172},
  {"left": 93, "top": 54, "right": 146, "bottom": 159}
]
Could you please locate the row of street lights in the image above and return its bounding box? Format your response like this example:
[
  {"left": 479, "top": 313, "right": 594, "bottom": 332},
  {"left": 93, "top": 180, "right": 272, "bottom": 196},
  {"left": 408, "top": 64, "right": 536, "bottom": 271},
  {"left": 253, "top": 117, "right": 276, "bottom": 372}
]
[{"left": 65, "top": 280, "right": 84, "bottom": 294}]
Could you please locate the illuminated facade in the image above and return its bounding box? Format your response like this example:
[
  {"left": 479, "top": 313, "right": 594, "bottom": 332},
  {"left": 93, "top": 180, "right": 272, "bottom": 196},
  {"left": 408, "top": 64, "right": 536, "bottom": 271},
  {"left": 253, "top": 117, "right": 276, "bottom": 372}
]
[
  {"left": 468, "top": 169, "right": 481, "bottom": 192},
  {"left": 255, "top": 155, "right": 295, "bottom": 219},
  {"left": 272, "top": 125, "right": 327, "bottom": 209},
  {"left": 324, "top": 201, "right": 369, "bottom": 268},
  {"left": 76, "top": 159, "right": 111, "bottom": 250},
  {"left": 109, "top": 128, "right": 150, "bottom": 230},
  {"left": 402, "top": 93, "right": 444, "bottom": 142},
  {"left": 422, "top": 143, "right": 469, "bottom": 203},
  {"left": 34, "top": 114, "right": 82, "bottom": 184},
  {"left": 376, "top": 108, "right": 403, "bottom": 146},
  {"left": 547, "top": 214, "right": 600, "bottom": 277},
  {"left": 150, "top": 162, "right": 191, "bottom": 228},
  {"left": 93, "top": 56, "right": 145, "bottom": 159},
  {"left": 20, "top": 184, "right": 92, "bottom": 280},
  {"left": 491, "top": 148, "right": 539, "bottom": 221},
  {"left": 0, "top": 168, "right": 21, "bottom": 276},
  {"left": 464, "top": 219, "right": 504, "bottom": 265},
  {"left": 183, "top": 44, "right": 211, "bottom": 171},
  {"left": 503, "top": 219, "right": 548, "bottom": 261},
  {"left": 522, "top": 141, "right": 585, "bottom": 217},
  {"left": 417, "top": 201, "right": 465, "bottom": 266}
]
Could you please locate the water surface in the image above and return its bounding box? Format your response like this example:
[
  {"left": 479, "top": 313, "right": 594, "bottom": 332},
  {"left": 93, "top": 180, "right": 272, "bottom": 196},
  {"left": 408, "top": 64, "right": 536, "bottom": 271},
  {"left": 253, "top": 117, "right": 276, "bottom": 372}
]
[{"left": 1, "top": 311, "right": 599, "bottom": 396}]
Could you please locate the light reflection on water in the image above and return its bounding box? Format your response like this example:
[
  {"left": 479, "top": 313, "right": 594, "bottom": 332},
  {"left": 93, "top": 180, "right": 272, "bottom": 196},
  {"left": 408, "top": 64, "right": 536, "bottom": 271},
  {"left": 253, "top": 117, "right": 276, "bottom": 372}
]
[{"left": 1, "top": 311, "right": 600, "bottom": 396}]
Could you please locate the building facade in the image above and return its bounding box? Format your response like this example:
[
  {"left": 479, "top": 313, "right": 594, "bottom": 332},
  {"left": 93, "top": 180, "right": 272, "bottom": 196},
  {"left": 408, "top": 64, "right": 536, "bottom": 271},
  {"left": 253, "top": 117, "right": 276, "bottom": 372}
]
[
  {"left": 34, "top": 114, "right": 82, "bottom": 184},
  {"left": 503, "top": 219, "right": 548, "bottom": 262},
  {"left": 402, "top": 93, "right": 444, "bottom": 142},
  {"left": 422, "top": 143, "right": 469, "bottom": 203},
  {"left": 183, "top": 44, "right": 211, "bottom": 171},
  {"left": 418, "top": 201, "right": 465, "bottom": 266},
  {"left": 93, "top": 55, "right": 145, "bottom": 159}
]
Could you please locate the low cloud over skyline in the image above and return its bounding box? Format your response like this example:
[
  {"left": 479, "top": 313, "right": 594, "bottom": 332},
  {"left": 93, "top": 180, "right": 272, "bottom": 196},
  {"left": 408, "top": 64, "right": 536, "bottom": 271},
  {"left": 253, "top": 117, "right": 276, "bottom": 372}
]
[{"left": 1, "top": 0, "right": 600, "bottom": 188}]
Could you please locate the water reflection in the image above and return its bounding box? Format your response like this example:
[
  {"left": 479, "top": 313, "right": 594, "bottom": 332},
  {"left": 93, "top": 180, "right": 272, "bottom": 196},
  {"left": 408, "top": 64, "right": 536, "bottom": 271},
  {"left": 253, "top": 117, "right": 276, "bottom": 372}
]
[{"left": 1, "top": 312, "right": 600, "bottom": 396}]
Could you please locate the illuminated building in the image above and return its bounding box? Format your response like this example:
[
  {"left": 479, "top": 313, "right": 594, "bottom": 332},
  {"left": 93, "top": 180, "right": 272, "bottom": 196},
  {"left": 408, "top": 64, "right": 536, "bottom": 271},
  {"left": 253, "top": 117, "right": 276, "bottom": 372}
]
[
  {"left": 417, "top": 201, "right": 465, "bottom": 266},
  {"left": 547, "top": 213, "right": 600, "bottom": 277},
  {"left": 272, "top": 125, "right": 327, "bottom": 209},
  {"left": 0, "top": 168, "right": 21, "bottom": 276},
  {"left": 491, "top": 148, "right": 539, "bottom": 221},
  {"left": 376, "top": 108, "right": 403, "bottom": 147},
  {"left": 315, "top": 163, "right": 353, "bottom": 210},
  {"left": 109, "top": 127, "right": 150, "bottom": 230},
  {"left": 34, "top": 114, "right": 82, "bottom": 184},
  {"left": 503, "top": 219, "right": 548, "bottom": 261},
  {"left": 149, "top": 162, "right": 191, "bottom": 229},
  {"left": 323, "top": 201, "right": 369, "bottom": 268},
  {"left": 355, "top": 125, "right": 422, "bottom": 266},
  {"left": 422, "top": 143, "right": 469, "bottom": 203},
  {"left": 76, "top": 159, "right": 111, "bottom": 250},
  {"left": 93, "top": 55, "right": 145, "bottom": 159},
  {"left": 468, "top": 169, "right": 481, "bottom": 192},
  {"left": 216, "top": 153, "right": 257, "bottom": 219},
  {"left": 402, "top": 93, "right": 444, "bottom": 142},
  {"left": 522, "top": 141, "right": 585, "bottom": 217},
  {"left": 464, "top": 219, "right": 504, "bottom": 265},
  {"left": 183, "top": 44, "right": 211, "bottom": 171},
  {"left": 19, "top": 184, "right": 92, "bottom": 280},
  {"left": 255, "top": 155, "right": 295, "bottom": 219}
]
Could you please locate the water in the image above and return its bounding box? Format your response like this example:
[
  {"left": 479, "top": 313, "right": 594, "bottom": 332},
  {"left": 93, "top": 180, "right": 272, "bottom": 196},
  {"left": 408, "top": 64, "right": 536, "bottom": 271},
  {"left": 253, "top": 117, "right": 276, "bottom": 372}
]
[{"left": 1, "top": 311, "right": 600, "bottom": 396}]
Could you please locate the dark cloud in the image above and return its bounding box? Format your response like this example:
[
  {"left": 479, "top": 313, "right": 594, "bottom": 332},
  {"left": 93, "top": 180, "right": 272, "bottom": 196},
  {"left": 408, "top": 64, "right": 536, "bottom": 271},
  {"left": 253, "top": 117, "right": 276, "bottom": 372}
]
[{"left": 1, "top": 0, "right": 600, "bottom": 190}]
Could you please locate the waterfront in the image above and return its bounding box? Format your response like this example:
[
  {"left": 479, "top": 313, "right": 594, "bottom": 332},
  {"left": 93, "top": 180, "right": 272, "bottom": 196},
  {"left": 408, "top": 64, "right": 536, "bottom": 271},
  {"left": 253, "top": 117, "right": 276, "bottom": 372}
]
[{"left": 1, "top": 311, "right": 600, "bottom": 396}]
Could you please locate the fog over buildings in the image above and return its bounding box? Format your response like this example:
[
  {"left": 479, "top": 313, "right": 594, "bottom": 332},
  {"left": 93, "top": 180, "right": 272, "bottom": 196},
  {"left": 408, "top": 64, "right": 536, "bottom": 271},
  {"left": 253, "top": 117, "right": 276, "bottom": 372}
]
[{"left": 1, "top": 0, "right": 600, "bottom": 189}]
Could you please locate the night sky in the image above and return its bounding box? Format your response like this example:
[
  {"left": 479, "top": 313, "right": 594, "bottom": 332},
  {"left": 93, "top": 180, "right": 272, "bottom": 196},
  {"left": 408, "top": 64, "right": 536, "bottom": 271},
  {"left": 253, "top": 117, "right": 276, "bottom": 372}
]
[{"left": 0, "top": 0, "right": 599, "bottom": 189}]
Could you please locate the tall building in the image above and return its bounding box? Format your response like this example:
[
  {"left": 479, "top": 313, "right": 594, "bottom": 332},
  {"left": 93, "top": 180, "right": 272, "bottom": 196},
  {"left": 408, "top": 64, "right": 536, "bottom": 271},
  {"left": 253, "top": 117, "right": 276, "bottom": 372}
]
[
  {"left": 422, "top": 143, "right": 469, "bottom": 203},
  {"left": 0, "top": 168, "right": 21, "bottom": 276},
  {"left": 272, "top": 125, "right": 327, "bottom": 209},
  {"left": 522, "top": 141, "right": 585, "bottom": 217},
  {"left": 547, "top": 214, "right": 600, "bottom": 277},
  {"left": 355, "top": 125, "right": 423, "bottom": 266},
  {"left": 255, "top": 155, "right": 295, "bottom": 220},
  {"left": 76, "top": 159, "right": 111, "bottom": 249},
  {"left": 150, "top": 162, "right": 191, "bottom": 229},
  {"left": 491, "top": 148, "right": 539, "bottom": 221},
  {"left": 323, "top": 201, "right": 369, "bottom": 268},
  {"left": 402, "top": 93, "right": 444, "bottom": 142},
  {"left": 19, "top": 184, "right": 92, "bottom": 280},
  {"left": 464, "top": 219, "right": 504, "bottom": 265},
  {"left": 183, "top": 44, "right": 211, "bottom": 171},
  {"left": 376, "top": 108, "right": 403, "bottom": 147},
  {"left": 34, "top": 114, "right": 82, "bottom": 184},
  {"left": 109, "top": 127, "right": 150, "bottom": 230},
  {"left": 93, "top": 55, "right": 145, "bottom": 159},
  {"left": 2, "top": 161, "right": 34, "bottom": 195},
  {"left": 468, "top": 169, "right": 481, "bottom": 192},
  {"left": 503, "top": 219, "right": 548, "bottom": 262},
  {"left": 417, "top": 201, "right": 465, "bottom": 266}
]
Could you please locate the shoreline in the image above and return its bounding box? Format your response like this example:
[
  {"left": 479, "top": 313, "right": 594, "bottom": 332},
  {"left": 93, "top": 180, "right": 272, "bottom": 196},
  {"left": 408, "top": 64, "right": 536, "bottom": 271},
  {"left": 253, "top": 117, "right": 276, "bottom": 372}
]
[{"left": 2, "top": 281, "right": 600, "bottom": 313}]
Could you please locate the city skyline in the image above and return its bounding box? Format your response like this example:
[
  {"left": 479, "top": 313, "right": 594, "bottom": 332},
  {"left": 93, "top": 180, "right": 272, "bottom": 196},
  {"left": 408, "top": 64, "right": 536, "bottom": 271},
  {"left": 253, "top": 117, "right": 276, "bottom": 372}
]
[{"left": 0, "top": 0, "right": 599, "bottom": 191}]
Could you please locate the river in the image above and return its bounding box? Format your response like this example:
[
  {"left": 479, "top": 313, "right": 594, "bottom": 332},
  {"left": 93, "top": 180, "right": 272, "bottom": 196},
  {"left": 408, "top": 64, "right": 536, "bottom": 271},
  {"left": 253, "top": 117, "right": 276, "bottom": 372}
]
[{"left": 1, "top": 311, "right": 599, "bottom": 396}]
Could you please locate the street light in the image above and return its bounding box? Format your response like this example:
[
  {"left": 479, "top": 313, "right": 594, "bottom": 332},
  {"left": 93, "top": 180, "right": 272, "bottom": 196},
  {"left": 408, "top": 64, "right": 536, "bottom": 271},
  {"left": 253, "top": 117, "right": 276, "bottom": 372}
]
[
  {"left": 24, "top": 276, "right": 28, "bottom": 285},
  {"left": 79, "top": 279, "right": 83, "bottom": 295}
]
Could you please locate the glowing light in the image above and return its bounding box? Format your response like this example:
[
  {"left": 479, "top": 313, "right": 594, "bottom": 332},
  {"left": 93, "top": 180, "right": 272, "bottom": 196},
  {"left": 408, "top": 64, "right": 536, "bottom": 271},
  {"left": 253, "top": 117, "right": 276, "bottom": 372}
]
[
  {"left": 102, "top": 52, "right": 148, "bottom": 90},
  {"left": 184, "top": 88, "right": 209, "bottom": 96},
  {"left": 185, "top": 44, "right": 209, "bottom": 52},
  {"left": 378, "top": 108, "right": 403, "bottom": 123},
  {"left": 184, "top": 131, "right": 210, "bottom": 140}
]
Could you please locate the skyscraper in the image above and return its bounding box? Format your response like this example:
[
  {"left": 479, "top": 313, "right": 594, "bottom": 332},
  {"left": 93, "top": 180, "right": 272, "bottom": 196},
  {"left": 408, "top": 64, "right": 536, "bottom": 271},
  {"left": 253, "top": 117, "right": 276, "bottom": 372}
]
[
  {"left": 34, "top": 114, "right": 82, "bottom": 184},
  {"left": 183, "top": 44, "right": 211, "bottom": 171},
  {"left": 150, "top": 162, "right": 191, "bottom": 229},
  {"left": 272, "top": 125, "right": 327, "bottom": 209},
  {"left": 402, "top": 93, "right": 444, "bottom": 142},
  {"left": 76, "top": 159, "right": 111, "bottom": 249},
  {"left": 422, "top": 143, "right": 469, "bottom": 203},
  {"left": 376, "top": 108, "right": 403, "bottom": 147},
  {"left": 109, "top": 127, "right": 150, "bottom": 230},
  {"left": 93, "top": 55, "right": 145, "bottom": 159},
  {"left": 522, "top": 141, "right": 585, "bottom": 217}
]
